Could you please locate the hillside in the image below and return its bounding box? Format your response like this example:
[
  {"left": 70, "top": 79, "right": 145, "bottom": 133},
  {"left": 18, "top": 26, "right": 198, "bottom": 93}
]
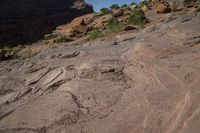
[{"left": 0, "top": 0, "right": 93, "bottom": 47}]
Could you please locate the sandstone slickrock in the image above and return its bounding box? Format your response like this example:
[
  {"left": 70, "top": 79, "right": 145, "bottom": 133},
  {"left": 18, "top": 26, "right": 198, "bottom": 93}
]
[
  {"left": 0, "top": 0, "right": 93, "bottom": 47},
  {"left": 0, "top": 8, "right": 200, "bottom": 133}
]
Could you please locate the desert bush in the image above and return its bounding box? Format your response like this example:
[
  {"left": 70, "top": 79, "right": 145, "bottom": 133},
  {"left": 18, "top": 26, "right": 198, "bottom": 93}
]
[
  {"left": 100, "top": 8, "right": 111, "bottom": 15},
  {"left": 108, "top": 16, "right": 122, "bottom": 32},
  {"left": 128, "top": 10, "right": 146, "bottom": 27},
  {"left": 183, "top": 0, "right": 197, "bottom": 5},
  {"left": 109, "top": 4, "right": 120, "bottom": 10},
  {"left": 130, "top": 2, "right": 137, "bottom": 6},
  {"left": 53, "top": 35, "right": 73, "bottom": 43},
  {"left": 0, "top": 46, "right": 24, "bottom": 60},
  {"left": 88, "top": 29, "right": 103, "bottom": 40},
  {"left": 121, "top": 4, "right": 128, "bottom": 8}
]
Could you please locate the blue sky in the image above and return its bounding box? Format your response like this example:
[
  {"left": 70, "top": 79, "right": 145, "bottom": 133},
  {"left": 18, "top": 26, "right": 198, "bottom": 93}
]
[{"left": 85, "top": 0, "right": 140, "bottom": 11}]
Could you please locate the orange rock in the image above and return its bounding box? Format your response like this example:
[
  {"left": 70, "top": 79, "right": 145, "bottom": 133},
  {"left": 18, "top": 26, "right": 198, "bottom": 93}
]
[
  {"left": 155, "top": 2, "right": 171, "bottom": 13},
  {"left": 57, "top": 13, "right": 96, "bottom": 37},
  {"left": 89, "top": 14, "right": 113, "bottom": 29}
]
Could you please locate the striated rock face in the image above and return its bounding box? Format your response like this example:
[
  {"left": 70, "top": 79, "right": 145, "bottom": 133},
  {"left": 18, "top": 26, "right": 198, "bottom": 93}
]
[{"left": 0, "top": 0, "right": 93, "bottom": 47}]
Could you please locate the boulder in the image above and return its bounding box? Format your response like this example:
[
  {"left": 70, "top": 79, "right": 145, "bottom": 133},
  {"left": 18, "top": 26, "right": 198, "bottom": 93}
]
[
  {"left": 113, "top": 9, "right": 124, "bottom": 17},
  {"left": 118, "top": 15, "right": 129, "bottom": 23},
  {"left": 155, "top": 2, "right": 171, "bottom": 13},
  {"left": 58, "top": 13, "right": 96, "bottom": 37},
  {"left": 188, "top": 5, "right": 200, "bottom": 14}
]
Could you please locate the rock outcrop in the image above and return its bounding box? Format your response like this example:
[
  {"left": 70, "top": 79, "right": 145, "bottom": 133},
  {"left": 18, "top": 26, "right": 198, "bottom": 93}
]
[
  {"left": 0, "top": 0, "right": 93, "bottom": 47},
  {"left": 57, "top": 13, "right": 96, "bottom": 37}
]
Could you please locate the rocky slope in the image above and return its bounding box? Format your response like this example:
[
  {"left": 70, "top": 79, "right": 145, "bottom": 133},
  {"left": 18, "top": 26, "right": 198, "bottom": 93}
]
[
  {"left": 0, "top": 0, "right": 93, "bottom": 47},
  {"left": 0, "top": 6, "right": 200, "bottom": 133}
]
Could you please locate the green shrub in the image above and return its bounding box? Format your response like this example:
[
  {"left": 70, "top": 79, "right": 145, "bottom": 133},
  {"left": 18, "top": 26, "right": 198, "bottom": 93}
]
[
  {"left": 109, "top": 4, "right": 120, "bottom": 10},
  {"left": 53, "top": 35, "right": 73, "bottom": 43},
  {"left": 183, "top": 0, "right": 197, "bottom": 5},
  {"left": 1, "top": 46, "right": 24, "bottom": 59},
  {"left": 100, "top": 8, "right": 111, "bottom": 15},
  {"left": 88, "top": 29, "right": 103, "bottom": 40},
  {"left": 128, "top": 10, "right": 146, "bottom": 27},
  {"left": 130, "top": 2, "right": 137, "bottom": 5},
  {"left": 108, "top": 16, "right": 122, "bottom": 32},
  {"left": 140, "top": 0, "right": 150, "bottom": 6},
  {"left": 121, "top": 4, "right": 128, "bottom": 8}
]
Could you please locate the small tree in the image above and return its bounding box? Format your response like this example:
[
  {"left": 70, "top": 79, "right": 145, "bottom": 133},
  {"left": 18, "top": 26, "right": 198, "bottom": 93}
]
[
  {"left": 108, "top": 16, "right": 122, "bottom": 32},
  {"left": 130, "top": 2, "right": 137, "bottom": 6},
  {"left": 128, "top": 10, "right": 146, "bottom": 27},
  {"left": 109, "top": 4, "right": 120, "bottom": 10},
  {"left": 100, "top": 8, "right": 111, "bottom": 15},
  {"left": 121, "top": 4, "right": 127, "bottom": 8}
]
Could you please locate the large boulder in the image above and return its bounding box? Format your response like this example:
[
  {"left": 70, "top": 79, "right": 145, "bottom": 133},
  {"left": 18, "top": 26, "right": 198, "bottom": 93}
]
[
  {"left": 58, "top": 16, "right": 86, "bottom": 37},
  {"left": 113, "top": 9, "right": 124, "bottom": 17},
  {"left": 57, "top": 13, "right": 96, "bottom": 37},
  {"left": 155, "top": 2, "right": 171, "bottom": 13},
  {"left": 0, "top": 0, "right": 93, "bottom": 47},
  {"left": 153, "top": 0, "right": 185, "bottom": 10}
]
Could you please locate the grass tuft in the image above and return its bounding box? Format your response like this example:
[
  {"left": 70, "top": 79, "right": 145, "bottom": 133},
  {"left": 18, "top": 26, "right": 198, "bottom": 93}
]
[
  {"left": 88, "top": 29, "right": 103, "bottom": 40},
  {"left": 53, "top": 35, "right": 73, "bottom": 43},
  {"left": 108, "top": 16, "right": 122, "bottom": 32}
]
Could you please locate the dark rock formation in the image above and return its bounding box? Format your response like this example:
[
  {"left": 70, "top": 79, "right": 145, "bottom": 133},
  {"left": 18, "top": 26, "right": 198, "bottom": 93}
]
[{"left": 0, "top": 0, "right": 93, "bottom": 47}]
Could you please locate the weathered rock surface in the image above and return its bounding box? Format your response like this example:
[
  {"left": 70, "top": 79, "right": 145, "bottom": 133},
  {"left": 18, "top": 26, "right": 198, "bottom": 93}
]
[
  {"left": 0, "top": 0, "right": 93, "bottom": 47},
  {"left": 0, "top": 10, "right": 200, "bottom": 133}
]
